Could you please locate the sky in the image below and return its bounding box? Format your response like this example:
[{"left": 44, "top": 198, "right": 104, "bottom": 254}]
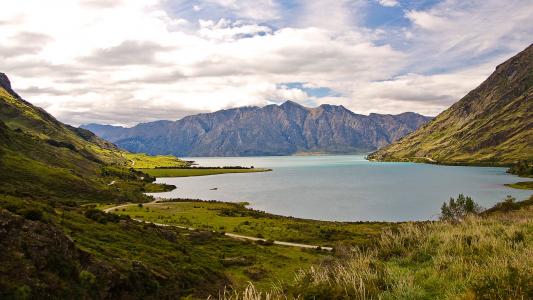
[{"left": 1, "top": 0, "right": 532, "bottom": 126}]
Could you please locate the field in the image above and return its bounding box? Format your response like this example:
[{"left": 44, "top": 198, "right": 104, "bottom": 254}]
[
  {"left": 101, "top": 199, "right": 391, "bottom": 292},
  {"left": 107, "top": 200, "right": 391, "bottom": 247},
  {"left": 122, "top": 153, "right": 189, "bottom": 169},
  {"left": 138, "top": 168, "right": 271, "bottom": 177}
]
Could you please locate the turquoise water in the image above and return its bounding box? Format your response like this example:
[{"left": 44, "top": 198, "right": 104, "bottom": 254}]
[{"left": 149, "top": 155, "right": 533, "bottom": 222}]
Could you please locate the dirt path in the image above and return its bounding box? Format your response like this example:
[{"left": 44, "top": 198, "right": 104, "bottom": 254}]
[{"left": 103, "top": 200, "right": 333, "bottom": 251}]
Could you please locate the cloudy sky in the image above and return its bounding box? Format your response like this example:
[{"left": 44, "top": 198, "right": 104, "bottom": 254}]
[{"left": 1, "top": 0, "right": 532, "bottom": 126}]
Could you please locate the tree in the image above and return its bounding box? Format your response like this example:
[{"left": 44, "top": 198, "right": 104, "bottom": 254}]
[{"left": 440, "top": 194, "right": 482, "bottom": 222}]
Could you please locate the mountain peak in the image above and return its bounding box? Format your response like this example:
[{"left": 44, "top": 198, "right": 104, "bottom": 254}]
[
  {"left": 0, "top": 73, "right": 11, "bottom": 90},
  {"left": 0, "top": 72, "right": 20, "bottom": 99},
  {"left": 280, "top": 100, "right": 305, "bottom": 109}
]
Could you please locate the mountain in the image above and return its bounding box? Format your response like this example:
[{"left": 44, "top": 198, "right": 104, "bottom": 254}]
[
  {"left": 82, "top": 102, "right": 431, "bottom": 157},
  {"left": 368, "top": 44, "right": 533, "bottom": 165}
]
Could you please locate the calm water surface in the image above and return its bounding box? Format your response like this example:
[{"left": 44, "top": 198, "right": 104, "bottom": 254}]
[{"left": 148, "top": 155, "right": 532, "bottom": 222}]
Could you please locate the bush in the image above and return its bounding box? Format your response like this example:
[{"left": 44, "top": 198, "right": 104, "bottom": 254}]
[
  {"left": 507, "top": 161, "right": 533, "bottom": 177},
  {"left": 440, "top": 194, "right": 482, "bottom": 222},
  {"left": 79, "top": 270, "right": 96, "bottom": 288},
  {"left": 84, "top": 208, "right": 121, "bottom": 224},
  {"left": 19, "top": 208, "right": 43, "bottom": 221}
]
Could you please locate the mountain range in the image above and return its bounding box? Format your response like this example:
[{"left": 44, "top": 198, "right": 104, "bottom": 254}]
[
  {"left": 368, "top": 43, "right": 533, "bottom": 165},
  {"left": 82, "top": 102, "right": 431, "bottom": 157}
]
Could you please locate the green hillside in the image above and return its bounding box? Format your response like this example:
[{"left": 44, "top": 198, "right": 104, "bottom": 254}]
[{"left": 368, "top": 44, "right": 533, "bottom": 165}]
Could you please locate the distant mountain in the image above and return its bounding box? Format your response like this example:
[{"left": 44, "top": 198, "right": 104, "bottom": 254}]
[
  {"left": 368, "top": 44, "right": 533, "bottom": 165},
  {"left": 82, "top": 102, "right": 431, "bottom": 157}
]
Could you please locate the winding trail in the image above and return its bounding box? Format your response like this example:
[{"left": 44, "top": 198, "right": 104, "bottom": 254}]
[{"left": 103, "top": 200, "right": 333, "bottom": 251}]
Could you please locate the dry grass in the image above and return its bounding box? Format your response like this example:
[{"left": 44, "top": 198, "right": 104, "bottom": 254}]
[{"left": 222, "top": 204, "right": 533, "bottom": 299}]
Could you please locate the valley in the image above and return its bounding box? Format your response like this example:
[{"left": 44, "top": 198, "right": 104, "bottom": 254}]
[{"left": 0, "top": 35, "right": 532, "bottom": 300}]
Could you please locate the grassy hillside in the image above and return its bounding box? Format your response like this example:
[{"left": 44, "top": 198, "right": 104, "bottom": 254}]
[{"left": 368, "top": 44, "right": 533, "bottom": 165}]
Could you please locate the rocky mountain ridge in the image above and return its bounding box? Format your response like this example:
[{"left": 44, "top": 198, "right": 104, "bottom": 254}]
[{"left": 83, "top": 101, "right": 431, "bottom": 156}]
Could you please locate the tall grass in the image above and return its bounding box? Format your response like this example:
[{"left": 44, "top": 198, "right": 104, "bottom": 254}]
[{"left": 223, "top": 205, "right": 533, "bottom": 299}]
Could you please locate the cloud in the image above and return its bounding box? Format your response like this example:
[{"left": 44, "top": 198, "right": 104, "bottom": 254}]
[
  {"left": 377, "top": 0, "right": 399, "bottom": 7},
  {"left": 0, "top": 31, "right": 52, "bottom": 58},
  {"left": 80, "top": 0, "right": 123, "bottom": 8},
  {"left": 0, "top": 0, "right": 532, "bottom": 126},
  {"left": 81, "top": 40, "right": 170, "bottom": 66},
  {"left": 201, "top": 0, "right": 280, "bottom": 21},
  {"left": 402, "top": 0, "right": 533, "bottom": 73},
  {"left": 198, "top": 18, "right": 272, "bottom": 41}
]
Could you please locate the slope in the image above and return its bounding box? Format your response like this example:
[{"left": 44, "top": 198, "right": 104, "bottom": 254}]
[{"left": 368, "top": 44, "right": 533, "bottom": 165}]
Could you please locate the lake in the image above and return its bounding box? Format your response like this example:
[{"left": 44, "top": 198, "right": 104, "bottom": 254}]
[{"left": 148, "top": 155, "right": 533, "bottom": 222}]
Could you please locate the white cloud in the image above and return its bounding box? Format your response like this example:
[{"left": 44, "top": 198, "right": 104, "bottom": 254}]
[
  {"left": 377, "top": 0, "right": 399, "bottom": 7},
  {"left": 0, "top": 0, "right": 532, "bottom": 126},
  {"left": 201, "top": 0, "right": 280, "bottom": 21},
  {"left": 403, "top": 0, "right": 533, "bottom": 72}
]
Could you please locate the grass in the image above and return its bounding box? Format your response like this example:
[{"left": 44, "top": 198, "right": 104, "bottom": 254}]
[
  {"left": 506, "top": 181, "right": 533, "bottom": 190},
  {"left": 224, "top": 196, "right": 533, "bottom": 299},
  {"left": 62, "top": 206, "right": 329, "bottom": 293},
  {"left": 138, "top": 168, "right": 271, "bottom": 177},
  {"left": 0, "top": 194, "right": 332, "bottom": 297},
  {"left": 122, "top": 152, "right": 188, "bottom": 169},
  {"left": 99, "top": 199, "right": 391, "bottom": 292},
  {"left": 108, "top": 200, "right": 390, "bottom": 247}
]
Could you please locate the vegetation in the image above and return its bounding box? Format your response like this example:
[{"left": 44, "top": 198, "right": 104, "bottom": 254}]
[
  {"left": 440, "top": 193, "right": 483, "bottom": 222},
  {"left": 107, "top": 200, "right": 390, "bottom": 247},
  {"left": 506, "top": 181, "right": 533, "bottom": 190},
  {"left": 225, "top": 195, "right": 533, "bottom": 299},
  {"left": 508, "top": 160, "right": 533, "bottom": 177},
  {"left": 506, "top": 161, "right": 533, "bottom": 190},
  {"left": 122, "top": 152, "right": 189, "bottom": 169},
  {"left": 138, "top": 168, "right": 271, "bottom": 178}
]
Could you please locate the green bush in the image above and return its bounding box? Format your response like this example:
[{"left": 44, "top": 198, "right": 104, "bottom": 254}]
[
  {"left": 507, "top": 161, "right": 533, "bottom": 177},
  {"left": 440, "top": 194, "right": 482, "bottom": 222},
  {"left": 79, "top": 270, "right": 96, "bottom": 288},
  {"left": 84, "top": 208, "right": 121, "bottom": 224}
]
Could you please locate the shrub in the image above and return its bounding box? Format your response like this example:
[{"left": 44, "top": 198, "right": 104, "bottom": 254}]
[
  {"left": 79, "top": 270, "right": 96, "bottom": 288},
  {"left": 84, "top": 208, "right": 121, "bottom": 224},
  {"left": 440, "top": 194, "right": 482, "bottom": 222},
  {"left": 507, "top": 160, "right": 533, "bottom": 177}
]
